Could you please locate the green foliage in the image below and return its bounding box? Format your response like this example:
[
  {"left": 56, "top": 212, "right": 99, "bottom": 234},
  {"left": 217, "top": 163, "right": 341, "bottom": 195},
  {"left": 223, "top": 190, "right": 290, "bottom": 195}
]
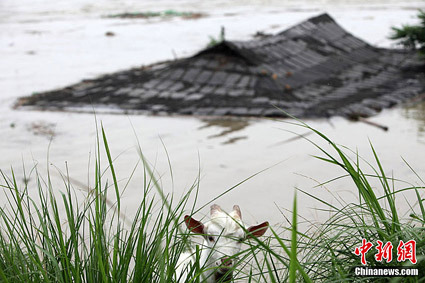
[
  {"left": 0, "top": 119, "right": 424, "bottom": 282},
  {"left": 207, "top": 26, "right": 226, "bottom": 48},
  {"left": 391, "top": 10, "right": 425, "bottom": 56},
  {"left": 282, "top": 117, "right": 425, "bottom": 281},
  {"left": 0, "top": 123, "right": 279, "bottom": 282}
]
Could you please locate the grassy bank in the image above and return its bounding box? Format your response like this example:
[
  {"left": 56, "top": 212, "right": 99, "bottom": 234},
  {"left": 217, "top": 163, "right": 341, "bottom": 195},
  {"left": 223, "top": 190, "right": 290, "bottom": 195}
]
[{"left": 0, "top": 121, "right": 424, "bottom": 282}]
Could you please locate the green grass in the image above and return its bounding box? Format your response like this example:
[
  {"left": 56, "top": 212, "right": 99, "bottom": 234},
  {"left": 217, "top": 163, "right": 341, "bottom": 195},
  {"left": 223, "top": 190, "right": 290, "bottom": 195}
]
[
  {"left": 207, "top": 27, "right": 226, "bottom": 48},
  {"left": 0, "top": 120, "right": 424, "bottom": 282},
  {"left": 279, "top": 118, "right": 425, "bottom": 282}
]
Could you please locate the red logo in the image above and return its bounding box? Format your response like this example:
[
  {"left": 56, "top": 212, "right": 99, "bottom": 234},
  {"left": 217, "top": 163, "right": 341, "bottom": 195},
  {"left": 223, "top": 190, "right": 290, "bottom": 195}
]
[
  {"left": 375, "top": 240, "right": 393, "bottom": 263},
  {"left": 397, "top": 240, "right": 417, "bottom": 264},
  {"left": 354, "top": 239, "right": 417, "bottom": 265},
  {"left": 354, "top": 239, "right": 373, "bottom": 265}
]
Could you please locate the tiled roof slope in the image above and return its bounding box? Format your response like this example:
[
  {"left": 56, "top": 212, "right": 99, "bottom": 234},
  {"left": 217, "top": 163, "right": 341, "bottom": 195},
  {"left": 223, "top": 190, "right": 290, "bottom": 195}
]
[{"left": 18, "top": 13, "right": 425, "bottom": 118}]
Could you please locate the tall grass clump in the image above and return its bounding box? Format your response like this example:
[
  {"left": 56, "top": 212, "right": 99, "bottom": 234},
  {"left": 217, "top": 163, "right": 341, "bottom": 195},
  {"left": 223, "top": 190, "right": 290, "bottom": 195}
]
[
  {"left": 281, "top": 118, "right": 425, "bottom": 282},
  {"left": 0, "top": 124, "right": 215, "bottom": 283},
  {"left": 0, "top": 124, "right": 284, "bottom": 283}
]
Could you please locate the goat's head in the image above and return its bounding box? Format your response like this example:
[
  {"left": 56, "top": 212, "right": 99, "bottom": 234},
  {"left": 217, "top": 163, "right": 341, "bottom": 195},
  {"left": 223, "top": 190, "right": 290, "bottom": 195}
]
[{"left": 184, "top": 204, "right": 269, "bottom": 279}]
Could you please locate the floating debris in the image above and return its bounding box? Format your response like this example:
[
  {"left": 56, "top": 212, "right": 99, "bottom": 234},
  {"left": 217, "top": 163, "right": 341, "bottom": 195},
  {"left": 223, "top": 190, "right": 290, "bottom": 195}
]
[
  {"left": 17, "top": 13, "right": 425, "bottom": 119},
  {"left": 106, "top": 10, "right": 206, "bottom": 20},
  {"left": 27, "top": 121, "right": 56, "bottom": 138},
  {"left": 252, "top": 31, "right": 273, "bottom": 39}
]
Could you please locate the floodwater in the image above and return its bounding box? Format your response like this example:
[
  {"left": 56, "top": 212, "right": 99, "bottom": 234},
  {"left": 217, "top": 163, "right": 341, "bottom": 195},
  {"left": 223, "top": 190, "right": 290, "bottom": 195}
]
[{"left": 1, "top": 0, "right": 425, "bottom": 228}]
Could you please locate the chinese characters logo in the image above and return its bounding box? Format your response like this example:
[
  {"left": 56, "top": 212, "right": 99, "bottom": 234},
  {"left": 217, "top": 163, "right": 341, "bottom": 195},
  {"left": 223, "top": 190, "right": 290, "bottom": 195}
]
[{"left": 354, "top": 239, "right": 416, "bottom": 265}]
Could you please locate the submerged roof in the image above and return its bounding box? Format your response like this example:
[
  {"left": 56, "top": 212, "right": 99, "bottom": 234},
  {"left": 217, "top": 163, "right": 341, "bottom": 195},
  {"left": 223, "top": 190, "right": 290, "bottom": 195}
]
[{"left": 18, "top": 13, "right": 425, "bottom": 118}]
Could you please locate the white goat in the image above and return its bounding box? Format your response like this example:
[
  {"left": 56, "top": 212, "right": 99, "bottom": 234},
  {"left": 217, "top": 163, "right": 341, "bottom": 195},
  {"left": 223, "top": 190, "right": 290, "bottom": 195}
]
[{"left": 175, "top": 204, "right": 269, "bottom": 282}]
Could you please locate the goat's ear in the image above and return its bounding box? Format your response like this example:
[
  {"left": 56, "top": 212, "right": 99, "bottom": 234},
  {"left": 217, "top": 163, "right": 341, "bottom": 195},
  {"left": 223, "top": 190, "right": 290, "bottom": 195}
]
[
  {"left": 184, "top": 215, "right": 205, "bottom": 234},
  {"left": 246, "top": 222, "right": 269, "bottom": 239},
  {"left": 210, "top": 204, "right": 222, "bottom": 216},
  {"left": 232, "top": 205, "right": 242, "bottom": 220}
]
